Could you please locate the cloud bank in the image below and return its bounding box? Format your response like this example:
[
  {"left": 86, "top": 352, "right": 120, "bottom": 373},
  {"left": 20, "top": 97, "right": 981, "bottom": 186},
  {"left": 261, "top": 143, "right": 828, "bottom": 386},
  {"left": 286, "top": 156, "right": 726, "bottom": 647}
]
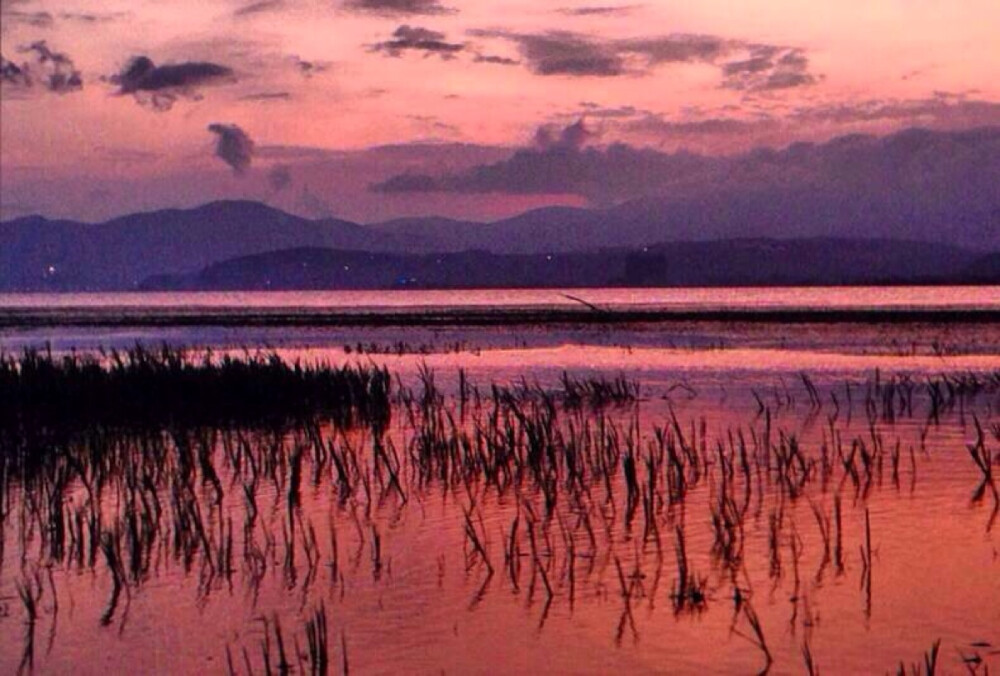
[{"left": 372, "top": 121, "right": 1000, "bottom": 215}]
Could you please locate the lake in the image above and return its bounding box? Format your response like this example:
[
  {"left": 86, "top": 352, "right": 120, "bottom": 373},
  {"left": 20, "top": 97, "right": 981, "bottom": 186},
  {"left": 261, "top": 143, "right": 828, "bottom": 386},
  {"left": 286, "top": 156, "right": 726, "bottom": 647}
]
[{"left": 1, "top": 287, "right": 998, "bottom": 674}]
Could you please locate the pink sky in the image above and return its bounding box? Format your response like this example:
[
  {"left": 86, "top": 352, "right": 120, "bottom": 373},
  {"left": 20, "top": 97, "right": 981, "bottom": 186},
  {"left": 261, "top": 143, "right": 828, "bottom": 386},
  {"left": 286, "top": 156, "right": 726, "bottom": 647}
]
[{"left": 2, "top": 0, "right": 999, "bottom": 222}]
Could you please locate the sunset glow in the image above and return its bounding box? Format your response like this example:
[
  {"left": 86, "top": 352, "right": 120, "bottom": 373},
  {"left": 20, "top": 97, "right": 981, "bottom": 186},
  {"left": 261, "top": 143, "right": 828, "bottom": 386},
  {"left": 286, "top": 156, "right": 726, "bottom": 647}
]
[{"left": 2, "top": 0, "right": 999, "bottom": 222}]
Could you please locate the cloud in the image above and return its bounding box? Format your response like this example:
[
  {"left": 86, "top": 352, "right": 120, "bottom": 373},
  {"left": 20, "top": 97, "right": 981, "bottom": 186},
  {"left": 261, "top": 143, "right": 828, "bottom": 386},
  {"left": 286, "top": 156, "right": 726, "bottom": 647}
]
[
  {"left": 534, "top": 118, "right": 595, "bottom": 150},
  {"left": 0, "top": 42, "right": 82, "bottom": 94},
  {"left": 602, "top": 94, "right": 1000, "bottom": 154},
  {"left": 291, "top": 55, "right": 330, "bottom": 76},
  {"left": 624, "top": 113, "right": 775, "bottom": 137},
  {"left": 468, "top": 30, "right": 738, "bottom": 77},
  {"left": 370, "top": 113, "right": 1000, "bottom": 229},
  {"left": 240, "top": 91, "right": 292, "bottom": 101},
  {"left": 619, "top": 34, "right": 730, "bottom": 65},
  {"left": 1, "top": 54, "right": 30, "bottom": 87},
  {"left": 343, "top": 0, "right": 455, "bottom": 16},
  {"left": 469, "top": 30, "right": 626, "bottom": 76},
  {"left": 1, "top": 9, "right": 53, "bottom": 27},
  {"left": 577, "top": 102, "right": 640, "bottom": 118},
  {"left": 468, "top": 29, "right": 821, "bottom": 88},
  {"left": 556, "top": 5, "right": 639, "bottom": 16},
  {"left": 109, "top": 56, "right": 235, "bottom": 110},
  {"left": 0, "top": 3, "right": 125, "bottom": 27},
  {"left": 791, "top": 95, "right": 1000, "bottom": 128},
  {"left": 371, "top": 25, "right": 464, "bottom": 58},
  {"left": 207, "top": 123, "right": 255, "bottom": 174},
  {"left": 472, "top": 53, "right": 519, "bottom": 66},
  {"left": 234, "top": 1, "right": 284, "bottom": 17},
  {"left": 722, "top": 48, "right": 819, "bottom": 91},
  {"left": 372, "top": 120, "right": 715, "bottom": 203},
  {"left": 59, "top": 11, "right": 127, "bottom": 23}
]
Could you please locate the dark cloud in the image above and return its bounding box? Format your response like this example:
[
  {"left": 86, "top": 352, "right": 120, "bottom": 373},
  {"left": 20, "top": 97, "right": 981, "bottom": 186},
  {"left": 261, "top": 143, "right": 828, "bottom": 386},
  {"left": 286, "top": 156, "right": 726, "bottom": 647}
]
[
  {"left": 371, "top": 25, "right": 464, "bottom": 58},
  {"left": 556, "top": 5, "right": 639, "bottom": 16},
  {"left": 0, "top": 42, "right": 82, "bottom": 94},
  {"left": 791, "top": 95, "right": 1000, "bottom": 128},
  {"left": 722, "top": 48, "right": 819, "bottom": 91},
  {"left": 721, "top": 55, "right": 773, "bottom": 77},
  {"left": 468, "top": 30, "right": 821, "bottom": 88},
  {"left": 208, "top": 123, "right": 255, "bottom": 174},
  {"left": 240, "top": 91, "right": 292, "bottom": 101},
  {"left": 624, "top": 114, "right": 775, "bottom": 137},
  {"left": 1, "top": 9, "right": 53, "bottom": 27},
  {"left": 372, "top": 120, "right": 710, "bottom": 203},
  {"left": 610, "top": 95, "right": 1000, "bottom": 153},
  {"left": 472, "top": 53, "right": 519, "bottom": 66},
  {"left": 113, "top": 57, "right": 233, "bottom": 93},
  {"left": 467, "top": 30, "right": 732, "bottom": 77},
  {"left": 268, "top": 164, "right": 293, "bottom": 191},
  {"left": 0, "top": 54, "right": 31, "bottom": 87},
  {"left": 234, "top": 0, "right": 284, "bottom": 17},
  {"left": 619, "top": 34, "right": 730, "bottom": 64},
  {"left": 469, "top": 30, "right": 626, "bottom": 76},
  {"left": 577, "top": 102, "right": 640, "bottom": 118},
  {"left": 292, "top": 55, "right": 330, "bottom": 76},
  {"left": 534, "top": 118, "right": 595, "bottom": 150},
  {"left": 109, "top": 56, "right": 235, "bottom": 110},
  {"left": 370, "top": 122, "right": 1000, "bottom": 242},
  {"left": 343, "top": 0, "right": 455, "bottom": 16},
  {"left": 615, "top": 113, "right": 785, "bottom": 152},
  {"left": 59, "top": 11, "right": 127, "bottom": 23},
  {"left": 0, "top": 7, "right": 124, "bottom": 27}
]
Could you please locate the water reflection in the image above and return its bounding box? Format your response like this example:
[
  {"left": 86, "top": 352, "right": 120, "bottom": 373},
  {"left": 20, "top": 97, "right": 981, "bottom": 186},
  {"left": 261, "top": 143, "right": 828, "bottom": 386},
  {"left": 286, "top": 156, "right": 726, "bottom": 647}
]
[{"left": 0, "top": 349, "right": 998, "bottom": 674}]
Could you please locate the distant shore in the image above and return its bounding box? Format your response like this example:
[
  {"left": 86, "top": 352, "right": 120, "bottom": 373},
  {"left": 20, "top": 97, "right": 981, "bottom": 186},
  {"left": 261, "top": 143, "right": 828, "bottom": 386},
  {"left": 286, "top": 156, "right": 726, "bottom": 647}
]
[{"left": 4, "top": 306, "right": 1000, "bottom": 328}]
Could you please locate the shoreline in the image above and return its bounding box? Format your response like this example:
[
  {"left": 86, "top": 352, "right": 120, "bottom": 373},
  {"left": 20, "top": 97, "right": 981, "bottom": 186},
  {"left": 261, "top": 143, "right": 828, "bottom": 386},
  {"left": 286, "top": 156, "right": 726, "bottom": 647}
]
[{"left": 3, "top": 306, "right": 1000, "bottom": 328}]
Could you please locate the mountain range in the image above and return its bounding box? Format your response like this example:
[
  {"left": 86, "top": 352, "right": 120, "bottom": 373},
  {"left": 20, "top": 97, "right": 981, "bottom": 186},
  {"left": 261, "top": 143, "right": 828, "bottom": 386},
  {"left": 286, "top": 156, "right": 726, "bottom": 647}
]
[
  {"left": 3, "top": 198, "right": 999, "bottom": 291},
  {"left": 138, "top": 238, "right": 998, "bottom": 291},
  {"left": 3, "top": 126, "right": 1000, "bottom": 291}
]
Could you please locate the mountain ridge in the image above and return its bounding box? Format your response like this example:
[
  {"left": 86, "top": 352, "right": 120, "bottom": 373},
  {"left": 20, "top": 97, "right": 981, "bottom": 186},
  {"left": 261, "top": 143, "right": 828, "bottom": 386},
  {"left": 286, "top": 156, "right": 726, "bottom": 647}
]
[
  {"left": 4, "top": 125, "right": 1000, "bottom": 290},
  {"left": 5, "top": 198, "right": 998, "bottom": 291},
  {"left": 138, "top": 238, "right": 999, "bottom": 291}
]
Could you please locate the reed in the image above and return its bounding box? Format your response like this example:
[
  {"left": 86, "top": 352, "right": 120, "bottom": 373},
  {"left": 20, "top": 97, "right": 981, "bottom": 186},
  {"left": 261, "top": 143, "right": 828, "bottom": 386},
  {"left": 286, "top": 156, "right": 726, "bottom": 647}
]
[
  {"left": 897, "top": 639, "right": 941, "bottom": 676},
  {"left": 2, "top": 358, "right": 997, "bottom": 674},
  {"left": 0, "top": 345, "right": 391, "bottom": 442}
]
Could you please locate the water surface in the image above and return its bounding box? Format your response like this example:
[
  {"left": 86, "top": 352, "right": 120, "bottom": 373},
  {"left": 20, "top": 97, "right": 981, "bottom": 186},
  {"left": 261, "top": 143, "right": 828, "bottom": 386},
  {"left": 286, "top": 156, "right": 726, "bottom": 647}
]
[{"left": 1, "top": 287, "right": 998, "bottom": 674}]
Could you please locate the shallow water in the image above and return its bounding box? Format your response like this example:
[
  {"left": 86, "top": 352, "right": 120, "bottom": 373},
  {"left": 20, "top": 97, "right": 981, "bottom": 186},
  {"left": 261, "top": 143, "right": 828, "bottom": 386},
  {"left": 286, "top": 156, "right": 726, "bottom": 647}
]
[
  {"left": 3, "top": 286, "right": 998, "bottom": 312},
  {"left": 1, "top": 289, "right": 999, "bottom": 674}
]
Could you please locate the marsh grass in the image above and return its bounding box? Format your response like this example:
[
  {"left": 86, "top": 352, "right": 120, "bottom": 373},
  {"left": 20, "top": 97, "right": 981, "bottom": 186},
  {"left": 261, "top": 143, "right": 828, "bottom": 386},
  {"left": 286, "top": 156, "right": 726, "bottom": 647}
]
[
  {"left": 0, "top": 355, "right": 997, "bottom": 674},
  {"left": 0, "top": 346, "right": 391, "bottom": 438}
]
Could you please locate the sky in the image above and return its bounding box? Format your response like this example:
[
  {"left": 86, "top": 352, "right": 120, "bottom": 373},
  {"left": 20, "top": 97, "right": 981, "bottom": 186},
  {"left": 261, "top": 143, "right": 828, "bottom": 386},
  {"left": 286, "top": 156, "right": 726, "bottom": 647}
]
[{"left": 2, "top": 0, "right": 999, "bottom": 223}]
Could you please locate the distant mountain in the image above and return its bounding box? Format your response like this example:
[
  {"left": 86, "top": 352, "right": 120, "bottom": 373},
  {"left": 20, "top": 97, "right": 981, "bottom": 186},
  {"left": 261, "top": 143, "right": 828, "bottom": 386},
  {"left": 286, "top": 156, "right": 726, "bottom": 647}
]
[
  {"left": 141, "top": 247, "right": 612, "bottom": 290},
  {"left": 4, "top": 126, "right": 1000, "bottom": 294},
  {"left": 1, "top": 200, "right": 432, "bottom": 291},
  {"left": 962, "top": 252, "right": 1000, "bottom": 283},
  {"left": 620, "top": 238, "right": 983, "bottom": 286},
  {"left": 367, "top": 216, "right": 486, "bottom": 252},
  {"left": 140, "top": 238, "right": 998, "bottom": 291}
]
